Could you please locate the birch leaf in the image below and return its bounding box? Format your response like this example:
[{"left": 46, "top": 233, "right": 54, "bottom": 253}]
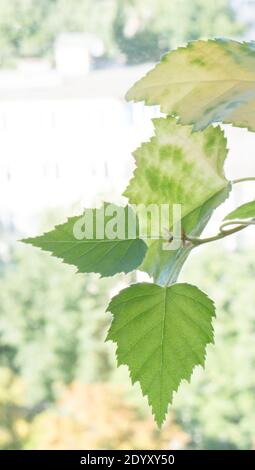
[
  {"left": 127, "top": 39, "right": 255, "bottom": 131},
  {"left": 22, "top": 203, "right": 147, "bottom": 277},
  {"left": 224, "top": 200, "right": 255, "bottom": 220},
  {"left": 107, "top": 282, "right": 215, "bottom": 426},
  {"left": 124, "top": 117, "right": 229, "bottom": 233}
]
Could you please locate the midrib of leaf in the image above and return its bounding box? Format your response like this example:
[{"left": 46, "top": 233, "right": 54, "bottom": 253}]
[
  {"left": 159, "top": 288, "right": 167, "bottom": 422},
  {"left": 132, "top": 79, "right": 255, "bottom": 89},
  {"left": 29, "top": 239, "right": 138, "bottom": 243}
]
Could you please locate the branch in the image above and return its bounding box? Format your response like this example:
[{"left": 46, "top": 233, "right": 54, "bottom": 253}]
[
  {"left": 220, "top": 220, "right": 255, "bottom": 232},
  {"left": 231, "top": 176, "right": 255, "bottom": 184},
  {"left": 185, "top": 220, "right": 254, "bottom": 246}
]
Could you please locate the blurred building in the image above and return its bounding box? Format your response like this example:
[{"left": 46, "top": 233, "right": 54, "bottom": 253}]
[{"left": 0, "top": 43, "right": 155, "bottom": 234}]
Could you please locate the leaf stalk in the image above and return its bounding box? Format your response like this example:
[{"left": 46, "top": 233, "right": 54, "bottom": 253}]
[{"left": 185, "top": 220, "right": 255, "bottom": 246}]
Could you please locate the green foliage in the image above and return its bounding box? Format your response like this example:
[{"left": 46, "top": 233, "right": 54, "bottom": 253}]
[
  {"left": 127, "top": 39, "right": 255, "bottom": 131},
  {"left": 140, "top": 186, "right": 231, "bottom": 285},
  {"left": 124, "top": 116, "right": 230, "bottom": 287},
  {"left": 2, "top": 240, "right": 255, "bottom": 449},
  {"left": 0, "top": 0, "right": 244, "bottom": 67},
  {"left": 24, "top": 38, "right": 255, "bottom": 426},
  {"left": 26, "top": 382, "right": 188, "bottom": 450},
  {"left": 2, "top": 245, "right": 255, "bottom": 449},
  {"left": 0, "top": 0, "right": 57, "bottom": 65},
  {"left": 113, "top": 0, "right": 244, "bottom": 64},
  {"left": 0, "top": 0, "right": 115, "bottom": 66},
  {"left": 0, "top": 368, "right": 29, "bottom": 450},
  {"left": 174, "top": 247, "right": 255, "bottom": 449},
  {"left": 0, "top": 247, "right": 116, "bottom": 402},
  {"left": 124, "top": 118, "right": 228, "bottom": 230},
  {"left": 224, "top": 200, "right": 255, "bottom": 220},
  {"left": 107, "top": 282, "right": 215, "bottom": 426},
  {"left": 23, "top": 204, "right": 147, "bottom": 277}
]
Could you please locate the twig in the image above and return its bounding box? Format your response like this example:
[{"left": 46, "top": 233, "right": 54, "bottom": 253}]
[{"left": 185, "top": 221, "right": 252, "bottom": 246}]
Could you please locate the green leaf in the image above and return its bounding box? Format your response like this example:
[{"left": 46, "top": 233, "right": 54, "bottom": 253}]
[
  {"left": 124, "top": 117, "right": 228, "bottom": 231},
  {"left": 107, "top": 282, "right": 215, "bottom": 426},
  {"left": 141, "top": 186, "right": 231, "bottom": 285},
  {"left": 22, "top": 203, "right": 147, "bottom": 277},
  {"left": 224, "top": 200, "right": 255, "bottom": 220},
  {"left": 126, "top": 39, "right": 255, "bottom": 131}
]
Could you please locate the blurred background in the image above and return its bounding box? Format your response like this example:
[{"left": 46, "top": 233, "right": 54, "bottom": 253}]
[{"left": 1, "top": 0, "right": 255, "bottom": 450}]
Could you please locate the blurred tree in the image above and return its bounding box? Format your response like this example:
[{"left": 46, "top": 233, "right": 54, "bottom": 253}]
[
  {"left": 113, "top": 0, "right": 244, "bottom": 64},
  {"left": 1, "top": 239, "right": 255, "bottom": 448},
  {"left": 0, "top": 245, "right": 118, "bottom": 404},
  {"left": 27, "top": 382, "right": 189, "bottom": 450},
  {"left": 173, "top": 245, "right": 255, "bottom": 449},
  {"left": 0, "top": 0, "right": 245, "bottom": 67},
  {"left": 0, "top": 368, "right": 29, "bottom": 450},
  {"left": 0, "top": 0, "right": 57, "bottom": 66},
  {"left": 0, "top": 0, "right": 116, "bottom": 67}
]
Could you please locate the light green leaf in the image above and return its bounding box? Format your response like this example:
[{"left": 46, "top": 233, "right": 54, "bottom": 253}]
[
  {"left": 126, "top": 39, "right": 255, "bottom": 131},
  {"left": 107, "top": 282, "right": 215, "bottom": 426},
  {"left": 141, "top": 186, "right": 231, "bottom": 285},
  {"left": 124, "top": 117, "right": 228, "bottom": 232},
  {"left": 22, "top": 203, "right": 147, "bottom": 277},
  {"left": 224, "top": 200, "right": 255, "bottom": 220}
]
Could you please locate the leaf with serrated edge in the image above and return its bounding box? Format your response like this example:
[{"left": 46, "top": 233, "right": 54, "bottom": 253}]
[
  {"left": 126, "top": 39, "right": 255, "bottom": 132},
  {"left": 107, "top": 282, "right": 215, "bottom": 427},
  {"left": 124, "top": 117, "right": 229, "bottom": 234},
  {"left": 22, "top": 203, "right": 147, "bottom": 277},
  {"left": 224, "top": 200, "right": 255, "bottom": 220}
]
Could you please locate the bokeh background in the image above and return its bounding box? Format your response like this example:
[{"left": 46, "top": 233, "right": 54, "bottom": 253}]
[{"left": 1, "top": 0, "right": 255, "bottom": 450}]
